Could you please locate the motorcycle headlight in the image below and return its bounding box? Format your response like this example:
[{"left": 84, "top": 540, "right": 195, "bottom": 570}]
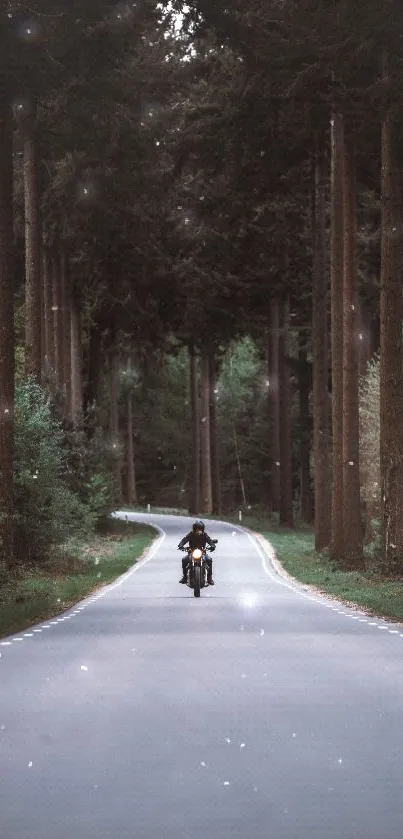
[{"left": 192, "top": 549, "right": 202, "bottom": 559}]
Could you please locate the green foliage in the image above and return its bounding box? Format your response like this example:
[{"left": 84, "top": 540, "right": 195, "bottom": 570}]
[
  {"left": 14, "top": 380, "right": 93, "bottom": 563},
  {"left": 133, "top": 347, "right": 190, "bottom": 506},
  {"left": 217, "top": 337, "right": 270, "bottom": 509},
  {"left": 64, "top": 424, "right": 115, "bottom": 521},
  {"left": 129, "top": 338, "right": 272, "bottom": 511}
]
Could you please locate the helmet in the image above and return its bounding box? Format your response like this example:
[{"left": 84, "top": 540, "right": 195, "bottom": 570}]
[{"left": 192, "top": 520, "right": 205, "bottom": 532}]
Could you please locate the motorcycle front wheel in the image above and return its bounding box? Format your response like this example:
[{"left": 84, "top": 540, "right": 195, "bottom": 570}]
[{"left": 194, "top": 565, "right": 201, "bottom": 597}]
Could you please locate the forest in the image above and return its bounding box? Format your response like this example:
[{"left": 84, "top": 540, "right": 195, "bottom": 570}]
[{"left": 0, "top": 0, "right": 402, "bottom": 578}]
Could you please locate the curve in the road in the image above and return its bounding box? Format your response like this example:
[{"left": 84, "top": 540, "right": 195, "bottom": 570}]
[{"left": 2, "top": 511, "right": 403, "bottom": 839}]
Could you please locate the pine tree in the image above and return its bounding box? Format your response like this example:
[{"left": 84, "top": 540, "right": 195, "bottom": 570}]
[
  {"left": 312, "top": 137, "right": 331, "bottom": 549},
  {"left": 379, "top": 107, "right": 403, "bottom": 571},
  {"left": 0, "top": 78, "right": 15, "bottom": 565}
]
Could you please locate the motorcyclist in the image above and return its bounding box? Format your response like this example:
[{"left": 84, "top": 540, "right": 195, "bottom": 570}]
[{"left": 178, "top": 520, "right": 217, "bottom": 585}]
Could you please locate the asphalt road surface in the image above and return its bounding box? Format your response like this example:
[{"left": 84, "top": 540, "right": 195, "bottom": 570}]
[{"left": 2, "top": 512, "right": 403, "bottom": 839}]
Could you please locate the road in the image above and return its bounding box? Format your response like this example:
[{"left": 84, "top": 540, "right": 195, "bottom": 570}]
[{"left": 1, "top": 512, "right": 403, "bottom": 839}]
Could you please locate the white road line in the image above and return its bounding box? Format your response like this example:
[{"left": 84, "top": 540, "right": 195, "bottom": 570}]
[
  {"left": 246, "top": 531, "right": 403, "bottom": 637},
  {"left": 0, "top": 525, "right": 166, "bottom": 651},
  {"left": 246, "top": 533, "right": 299, "bottom": 593}
]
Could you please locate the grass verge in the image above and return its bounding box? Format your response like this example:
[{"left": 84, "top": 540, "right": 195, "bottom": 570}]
[
  {"left": 261, "top": 529, "right": 403, "bottom": 622},
  {"left": 0, "top": 519, "right": 156, "bottom": 639}
]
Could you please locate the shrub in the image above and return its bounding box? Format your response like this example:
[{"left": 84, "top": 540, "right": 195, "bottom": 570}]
[{"left": 14, "top": 380, "right": 92, "bottom": 564}]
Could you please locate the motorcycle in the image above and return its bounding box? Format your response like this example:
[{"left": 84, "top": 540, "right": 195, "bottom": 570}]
[{"left": 180, "top": 540, "right": 218, "bottom": 597}]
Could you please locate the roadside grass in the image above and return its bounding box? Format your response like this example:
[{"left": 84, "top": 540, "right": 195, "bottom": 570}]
[
  {"left": 0, "top": 520, "right": 156, "bottom": 639},
  {"left": 261, "top": 529, "right": 403, "bottom": 623}
]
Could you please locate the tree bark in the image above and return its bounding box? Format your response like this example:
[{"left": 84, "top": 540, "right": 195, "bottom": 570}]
[
  {"left": 279, "top": 298, "right": 293, "bottom": 526},
  {"left": 40, "top": 245, "right": 46, "bottom": 381},
  {"left": 189, "top": 347, "right": 201, "bottom": 514},
  {"left": 268, "top": 301, "right": 281, "bottom": 513},
  {"left": 342, "top": 133, "right": 363, "bottom": 566},
  {"left": 61, "top": 254, "right": 72, "bottom": 417},
  {"left": 109, "top": 351, "right": 123, "bottom": 503},
  {"left": 209, "top": 352, "right": 221, "bottom": 515},
  {"left": 200, "top": 352, "right": 212, "bottom": 514},
  {"left": 52, "top": 251, "right": 64, "bottom": 389},
  {"left": 330, "top": 111, "right": 345, "bottom": 559},
  {"left": 0, "top": 83, "right": 15, "bottom": 565},
  {"left": 43, "top": 248, "right": 54, "bottom": 377},
  {"left": 298, "top": 345, "right": 314, "bottom": 524},
  {"left": 70, "top": 291, "right": 83, "bottom": 426},
  {"left": 380, "top": 109, "right": 403, "bottom": 572},
  {"left": 85, "top": 314, "right": 107, "bottom": 416},
  {"left": 312, "top": 140, "right": 331, "bottom": 549},
  {"left": 126, "top": 359, "right": 137, "bottom": 506},
  {"left": 23, "top": 101, "right": 41, "bottom": 382}
]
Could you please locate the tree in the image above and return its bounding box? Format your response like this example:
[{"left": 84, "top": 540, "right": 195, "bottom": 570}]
[
  {"left": 70, "top": 288, "right": 83, "bottom": 425},
  {"left": 312, "top": 137, "right": 331, "bottom": 549},
  {"left": 189, "top": 346, "right": 201, "bottom": 514},
  {"left": 298, "top": 341, "right": 314, "bottom": 524},
  {"left": 268, "top": 302, "right": 281, "bottom": 513},
  {"left": 379, "top": 107, "right": 403, "bottom": 572},
  {"left": 279, "top": 297, "right": 293, "bottom": 526},
  {"left": 0, "top": 79, "right": 15, "bottom": 565},
  {"left": 200, "top": 353, "right": 212, "bottom": 514},
  {"left": 330, "top": 111, "right": 345, "bottom": 560},
  {"left": 342, "top": 131, "right": 363, "bottom": 566},
  {"left": 21, "top": 99, "right": 42, "bottom": 381},
  {"left": 209, "top": 352, "right": 221, "bottom": 515}
]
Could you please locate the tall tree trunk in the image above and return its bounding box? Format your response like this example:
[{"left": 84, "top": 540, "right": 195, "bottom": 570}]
[
  {"left": 43, "top": 248, "right": 54, "bottom": 377},
  {"left": 126, "top": 357, "right": 137, "bottom": 506},
  {"left": 61, "top": 254, "right": 72, "bottom": 417},
  {"left": 298, "top": 344, "right": 314, "bottom": 524},
  {"left": 40, "top": 245, "right": 46, "bottom": 381},
  {"left": 342, "top": 133, "right": 363, "bottom": 566},
  {"left": 189, "top": 347, "right": 200, "bottom": 514},
  {"left": 279, "top": 298, "right": 293, "bottom": 526},
  {"left": 330, "top": 111, "right": 345, "bottom": 559},
  {"left": 312, "top": 139, "right": 331, "bottom": 549},
  {"left": 200, "top": 353, "right": 212, "bottom": 514},
  {"left": 52, "top": 251, "right": 64, "bottom": 389},
  {"left": 85, "top": 314, "right": 107, "bottom": 416},
  {"left": 70, "top": 291, "right": 83, "bottom": 425},
  {"left": 268, "top": 301, "right": 281, "bottom": 513},
  {"left": 209, "top": 352, "right": 221, "bottom": 515},
  {"left": 24, "top": 100, "right": 41, "bottom": 381},
  {"left": 0, "top": 84, "right": 15, "bottom": 565},
  {"left": 126, "top": 395, "right": 137, "bottom": 506},
  {"left": 380, "top": 109, "right": 403, "bottom": 572},
  {"left": 109, "top": 351, "right": 123, "bottom": 503}
]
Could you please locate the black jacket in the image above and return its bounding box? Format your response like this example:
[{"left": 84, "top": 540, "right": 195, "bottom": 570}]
[{"left": 178, "top": 531, "right": 215, "bottom": 551}]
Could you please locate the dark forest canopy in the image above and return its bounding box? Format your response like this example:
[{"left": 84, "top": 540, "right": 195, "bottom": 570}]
[{"left": 0, "top": 0, "right": 402, "bottom": 572}]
